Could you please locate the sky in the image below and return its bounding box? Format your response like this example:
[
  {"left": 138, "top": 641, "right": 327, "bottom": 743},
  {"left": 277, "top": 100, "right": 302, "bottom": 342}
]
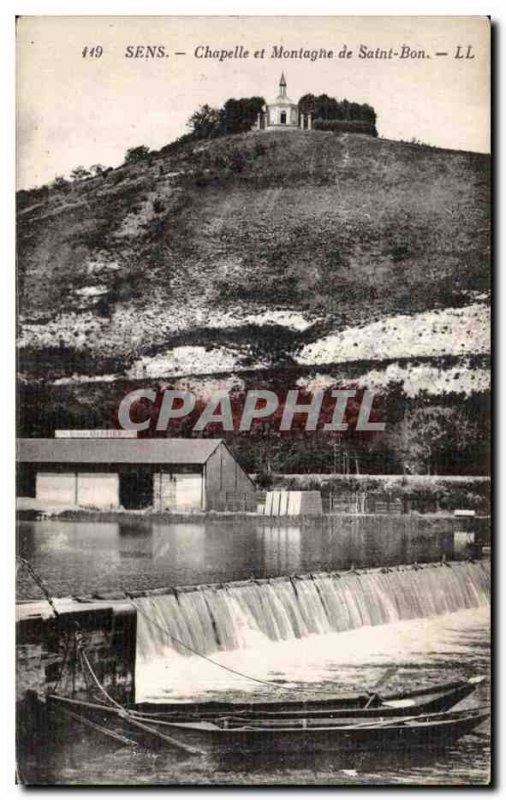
[{"left": 16, "top": 15, "right": 490, "bottom": 189}]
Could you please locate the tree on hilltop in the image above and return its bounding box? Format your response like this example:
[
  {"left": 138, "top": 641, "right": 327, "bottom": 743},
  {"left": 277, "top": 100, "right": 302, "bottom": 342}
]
[
  {"left": 188, "top": 97, "right": 266, "bottom": 140},
  {"left": 70, "top": 166, "right": 91, "bottom": 181},
  {"left": 124, "top": 145, "right": 151, "bottom": 164},
  {"left": 50, "top": 175, "right": 70, "bottom": 191},
  {"left": 188, "top": 104, "right": 222, "bottom": 139},
  {"left": 298, "top": 94, "right": 376, "bottom": 126},
  {"left": 220, "top": 97, "right": 265, "bottom": 135},
  {"left": 298, "top": 94, "right": 317, "bottom": 115},
  {"left": 90, "top": 163, "right": 107, "bottom": 176}
]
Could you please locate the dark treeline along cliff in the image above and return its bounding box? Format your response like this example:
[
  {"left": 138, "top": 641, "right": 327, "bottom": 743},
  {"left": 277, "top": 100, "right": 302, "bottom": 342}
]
[{"left": 18, "top": 377, "right": 490, "bottom": 486}]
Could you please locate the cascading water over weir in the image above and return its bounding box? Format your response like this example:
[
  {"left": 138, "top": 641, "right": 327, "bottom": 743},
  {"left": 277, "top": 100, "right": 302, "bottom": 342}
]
[{"left": 135, "top": 561, "right": 490, "bottom": 662}]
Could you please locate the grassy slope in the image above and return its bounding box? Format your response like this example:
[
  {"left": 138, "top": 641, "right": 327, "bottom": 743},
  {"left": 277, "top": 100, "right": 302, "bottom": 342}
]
[{"left": 17, "top": 130, "right": 490, "bottom": 378}]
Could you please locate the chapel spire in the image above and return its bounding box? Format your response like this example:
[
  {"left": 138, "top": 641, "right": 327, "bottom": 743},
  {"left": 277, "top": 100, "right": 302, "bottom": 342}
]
[{"left": 279, "top": 72, "right": 287, "bottom": 98}]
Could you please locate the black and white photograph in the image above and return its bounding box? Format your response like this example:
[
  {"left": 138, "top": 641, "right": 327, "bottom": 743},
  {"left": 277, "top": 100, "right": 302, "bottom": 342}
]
[{"left": 14, "top": 14, "right": 491, "bottom": 786}]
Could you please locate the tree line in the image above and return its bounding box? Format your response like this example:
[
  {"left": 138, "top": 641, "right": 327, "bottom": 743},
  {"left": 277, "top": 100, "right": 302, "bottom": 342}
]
[{"left": 186, "top": 94, "right": 377, "bottom": 140}]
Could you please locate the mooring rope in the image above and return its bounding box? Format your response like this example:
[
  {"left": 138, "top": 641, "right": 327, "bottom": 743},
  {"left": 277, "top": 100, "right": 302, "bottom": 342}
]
[
  {"left": 131, "top": 598, "right": 320, "bottom": 694},
  {"left": 51, "top": 631, "right": 72, "bottom": 695},
  {"left": 17, "top": 554, "right": 395, "bottom": 699},
  {"left": 77, "top": 643, "right": 126, "bottom": 712},
  {"left": 17, "top": 554, "right": 300, "bottom": 696},
  {"left": 17, "top": 555, "right": 60, "bottom": 619}
]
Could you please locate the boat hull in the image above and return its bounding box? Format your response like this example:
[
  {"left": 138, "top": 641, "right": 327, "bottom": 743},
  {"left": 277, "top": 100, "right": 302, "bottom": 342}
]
[
  {"left": 47, "top": 697, "right": 488, "bottom": 757},
  {"left": 133, "top": 677, "right": 484, "bottom": 721},
  {"left": 154, "top": 710, "right": 489, "bottom": 755}
]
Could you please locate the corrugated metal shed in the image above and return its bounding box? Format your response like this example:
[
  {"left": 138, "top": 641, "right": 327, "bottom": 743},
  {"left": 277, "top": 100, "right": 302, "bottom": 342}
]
[{"left": 17, "top": 438, "right": 222, "bottom": 465}]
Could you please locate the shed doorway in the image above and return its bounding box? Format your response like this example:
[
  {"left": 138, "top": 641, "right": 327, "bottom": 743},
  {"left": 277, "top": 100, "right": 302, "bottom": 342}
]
[
  {"left": 119, "top": 468, "right": 154, "bottom": 509},
  {"left": 154, "top": 472, "right": 203, "bottom": 511},
  {"left": 174, "top": 474, "right": 202, "bottom": 510}
]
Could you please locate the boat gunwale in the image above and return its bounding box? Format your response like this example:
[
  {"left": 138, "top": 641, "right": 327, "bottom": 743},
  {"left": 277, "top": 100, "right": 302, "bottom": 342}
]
[
  {"left": 131, "top": 676, "right": 484, "bottom": 717},
  {"left": 144, "top": 707, "right": 489, "bottom": 735}
]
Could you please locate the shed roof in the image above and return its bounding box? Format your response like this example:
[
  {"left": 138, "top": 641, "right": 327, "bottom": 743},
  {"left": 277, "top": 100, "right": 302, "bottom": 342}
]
[{"left": 17, "top": 438, "right": 222, "bottom": 465}]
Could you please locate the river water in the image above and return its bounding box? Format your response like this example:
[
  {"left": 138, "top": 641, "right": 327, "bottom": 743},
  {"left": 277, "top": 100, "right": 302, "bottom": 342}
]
[
  {"left": 16, "top": 516, "right": 455, "bottom": 600},
  {"left": 22, "top": 606, "right": 490, "bottom": 785},
  {"left": 16, "top": 517, "right": 490, "bottom": 785}
]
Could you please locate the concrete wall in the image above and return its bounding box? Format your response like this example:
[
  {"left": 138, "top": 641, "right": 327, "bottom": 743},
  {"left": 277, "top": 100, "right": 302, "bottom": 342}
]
[
  {"left": 16, "top": 602, "right": 136, "bottom": 705},
  {"left": 205, "top": 443, "right": 257, "bottom": 511}
]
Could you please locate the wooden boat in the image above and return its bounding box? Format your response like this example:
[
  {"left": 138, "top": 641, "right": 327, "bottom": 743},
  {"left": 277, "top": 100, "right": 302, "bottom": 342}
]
[
  {"left": 48, "top": 697, "right": 488, "bottom": 756},
  {"left": 133, "top": 675, "right": 486, "bottom": 721},
  {"left": 47, "top": 676, "right": 486, "bottom": 753},
  {"left": 125, "top": 707, "right": 490, "bottom": 755}
]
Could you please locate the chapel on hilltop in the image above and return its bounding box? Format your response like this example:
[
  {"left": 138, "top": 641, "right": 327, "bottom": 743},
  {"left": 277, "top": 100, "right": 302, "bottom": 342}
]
[{"left": 255, "top": 73, "right": 313, "bottom": 131}]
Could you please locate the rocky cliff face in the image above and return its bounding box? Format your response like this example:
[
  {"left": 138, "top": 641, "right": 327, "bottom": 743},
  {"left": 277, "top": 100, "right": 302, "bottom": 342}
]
[
  {"left": 18, "top": 130, "right": 489, "bottom": 382},
  {"left": 17, "top": 130, "right": 490, "bottom": 471}
]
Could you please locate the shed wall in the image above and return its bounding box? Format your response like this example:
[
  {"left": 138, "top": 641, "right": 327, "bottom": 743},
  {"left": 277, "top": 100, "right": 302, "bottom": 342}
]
[
  {"left": 36, "top": 472, "right": 76, "bottom": 505},
  {"left": 204, "top": 443, "right": 256, "bottom": 511},
  {"left": 153, "top": 471, "right": 204, "bottom": 511},
  {"left": 35, "top": 470, "right": 119, "bottom": 508}
]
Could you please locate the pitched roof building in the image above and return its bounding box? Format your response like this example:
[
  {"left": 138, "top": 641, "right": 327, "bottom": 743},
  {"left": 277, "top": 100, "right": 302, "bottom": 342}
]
[
  {"left": 17, "top": 437, "right": 257, "bottom": 512},
  {"left": 255, "top": 74, "right": 312, "bottom": 131}
]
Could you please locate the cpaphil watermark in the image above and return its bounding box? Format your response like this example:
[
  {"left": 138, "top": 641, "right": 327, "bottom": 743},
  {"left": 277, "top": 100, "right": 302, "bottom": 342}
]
[{"left": 117, "top": 388, "right": 385, "bottom": 434}]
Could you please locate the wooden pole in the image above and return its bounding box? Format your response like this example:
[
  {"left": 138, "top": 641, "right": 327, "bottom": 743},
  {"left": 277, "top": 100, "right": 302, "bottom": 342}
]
[
  {"left": 57, "top": 706, "right": 137, "bottom": 747},
  {"left": 49, "top": 695, "right": 203, "bottom": 756}
]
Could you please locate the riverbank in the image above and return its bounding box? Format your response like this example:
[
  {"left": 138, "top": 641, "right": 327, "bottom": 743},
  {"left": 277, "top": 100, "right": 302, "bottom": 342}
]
[
  {"left": 17, "top": 503, "right": 262, "bottom": 523},
  {"left": 16, "top": 503, "right": 490, "bottom": 526}
]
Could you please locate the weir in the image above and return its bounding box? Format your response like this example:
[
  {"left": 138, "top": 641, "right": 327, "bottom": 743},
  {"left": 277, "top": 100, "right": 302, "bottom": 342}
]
[{"left": 135, "top": 560, "right": 490, "bottom": 661}]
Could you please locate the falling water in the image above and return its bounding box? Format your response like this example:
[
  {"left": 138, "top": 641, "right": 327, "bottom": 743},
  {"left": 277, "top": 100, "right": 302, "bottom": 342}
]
[{"left": 136, "top": 561, "right": 490, "bottom": 661}]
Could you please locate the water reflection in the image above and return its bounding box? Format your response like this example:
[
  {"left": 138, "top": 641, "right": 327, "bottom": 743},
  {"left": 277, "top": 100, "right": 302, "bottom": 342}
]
[
  {"left": 258, "top": 525, "right": 301, "bottom": 575},
  {"left": 117, "top": 522, "right": 153, "bottom": 559},
  {"left": 152, "top": 523, "right": 207, "bottom": 568},
  {"left": 17, "top": 517, "right": 455, "bottom": 600}
]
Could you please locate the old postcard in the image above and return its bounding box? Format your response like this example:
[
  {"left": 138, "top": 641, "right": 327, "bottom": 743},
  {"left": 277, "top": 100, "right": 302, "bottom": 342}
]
[{"left": 16, "top": 15, "right": 491, "bottom": 786}]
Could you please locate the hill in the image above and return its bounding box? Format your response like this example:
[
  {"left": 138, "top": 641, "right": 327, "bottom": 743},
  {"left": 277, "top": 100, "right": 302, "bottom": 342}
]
[
  {"left": 18, "top": 130, "right": 489, "bottom": 374},
  {"left": 16, "top": 130, "right": 490, "bottom": 474}
]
